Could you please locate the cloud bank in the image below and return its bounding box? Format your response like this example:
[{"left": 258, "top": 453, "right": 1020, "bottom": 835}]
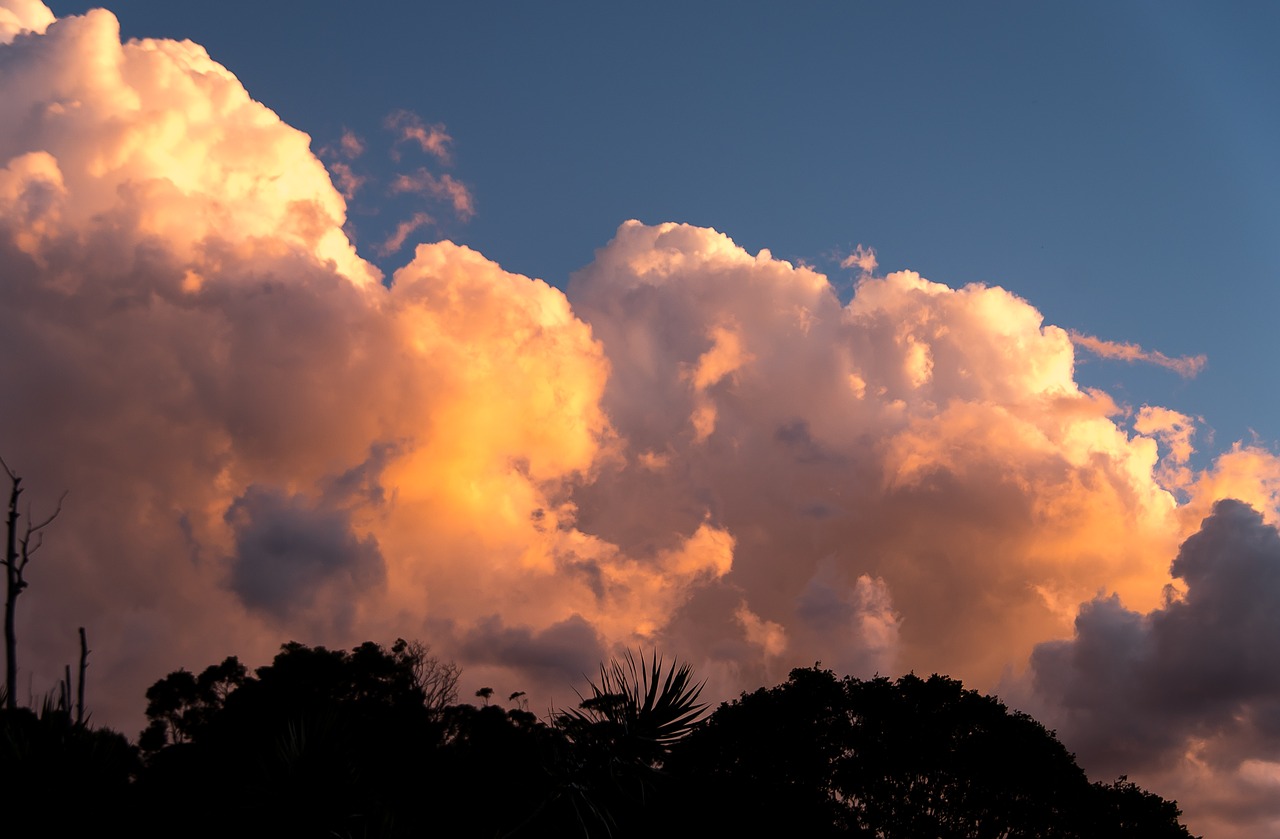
[{"left": 2, "top": 4, "right": 1279, "bottom": 835}]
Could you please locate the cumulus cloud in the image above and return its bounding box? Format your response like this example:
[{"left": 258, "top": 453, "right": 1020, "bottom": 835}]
[
  {"left": 795, "top": 562, "right": 899, "bottom": 676},
  {"left": 5, "top": 6, "right": 1280, "bottom": 835},
  {"left": 0, "top": 0, "right": 51, "bottom": 43},
  {"left": 1029, "top": 499, "right": 1280, "bottom": 838},
  {"left": 567, "top": 220, "right": 1196, "bottom": 692},
  {"left": 1070, "top": 330, "right": 1207, "bottom": 378}
]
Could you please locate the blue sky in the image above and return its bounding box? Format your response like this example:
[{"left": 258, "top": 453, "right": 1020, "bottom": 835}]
[
  {"left": 49, "top": 1, "right": 1279, "bottom": 460},
  {"left": 51, "top": 2, "right": 1279, "bottom": 460}
]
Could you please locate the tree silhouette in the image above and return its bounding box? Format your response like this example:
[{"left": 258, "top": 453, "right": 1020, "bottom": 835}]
[
  {"left": 136, "top": 640, "right": 462, "bottom": 838},
  {"left": 1, "top": 696, "right": 138, "bottom": 835},
  {"left": 393, "top": 637, "right": 458, "bottom": 714},
  {"left": 562, "top": 649, "right": 706, "bottom": 758},
  {"left": 548, "top": 650, "right": 707, "bottom": 837},
  {"left": 116, "top": 645, "right": 1199, "bottom": 837},
  {"left": 137, "top": 656, "right": 247, "bottom": 753},
  {"left": 659, "top": 667, "right": 1197, "bottom": 838},
  {"left": 2, "top": 458, "right": 63, "bottom": 710}
]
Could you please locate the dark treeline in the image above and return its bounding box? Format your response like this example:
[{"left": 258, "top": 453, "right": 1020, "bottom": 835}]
[{"left": 1, "top": 639, "right": 1198, "bottom": 838}]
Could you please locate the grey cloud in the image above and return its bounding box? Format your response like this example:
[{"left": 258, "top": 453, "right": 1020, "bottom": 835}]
[
  {"left": 459, "top": 614, "right": 606, "bottom": 688},
  {"left": 227, "top": 485, "right": 385, "bottom": 623},
  {"left": 1031, "top": 499, "right": 1280, "bottom": 774}
]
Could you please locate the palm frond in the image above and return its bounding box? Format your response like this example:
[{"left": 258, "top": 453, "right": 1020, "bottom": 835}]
[{"left": 567, "top": 649, "right": 707, "bottom": 746}]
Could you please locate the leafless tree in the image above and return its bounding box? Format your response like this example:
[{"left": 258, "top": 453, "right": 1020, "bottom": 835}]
[
  {"left": 2, "top": 458, "right": 64, "bottom": 711},
  {"left": 77, "top": 626, "right": 89, "bottom": 724},
  {"left": 393, "top": 637, "right": 461, "bottom": 714}
]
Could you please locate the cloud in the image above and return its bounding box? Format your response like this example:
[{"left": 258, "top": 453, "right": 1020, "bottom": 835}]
[
  {"left": 386, "top": 109, "right": 453, "bottom": 163},
  {"left": 1029, "top": 499, "right": 1280, "bottom": 838},
  {"left": 1135, "top": 406, "right": 1197, "bottom": 465},
  {"left": 326, "top": 161, "right": 364, "bottom": 200},
  {"left": 316, "top": 132, "right": 368, "bottom": 200},
  {"left": 567, "top": 220, "right": 1195, "bottom": 693},
  {"left": 458, "top": 614, "right": 606, "bottom": 693},
  {"left": 226, "top": 485, "right": 385, "bottom": 629},
  {"left": 337, "top": 129, "right": 365, "bottom": 160},
  {"left": 1070, "top": 330, "right": 1207, "bottom": 378},
  {"left": 378, "top": 210, "right": 434, "bottom": 255},
  {"left": 795, "top": 562, "right": 899, "bottom": 676},
  {"left": 0, "top": 3, "right": 628, "bottom": 730},
  {"left": 389, "top": 168, "right": 476, "bottom": 220},
  {"left": 840, "top": 243, "right": 878, "bottom": 275},
  {"left": 4, "top": 8, "right": 1280, "bottom": 835},
  {"left": 0, "top": 0, "right": 51, "bottom": 43}
]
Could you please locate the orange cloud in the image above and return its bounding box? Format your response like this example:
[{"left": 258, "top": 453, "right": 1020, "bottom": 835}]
[
  {"left": 840, "top": 243, "right": 878, "bottom": 275},
  {"left": 1070, "top": 330, "right": 1207, "bottom": 378},
  {"left": 378, "top": 211, "right": 435, "bottom": 256},
  {"left": 0, "top": 0, "right": 52, "bottom": 42},
  {"left": 338, "top": 129, "right": 365, "bottom": 159},
  {"left": 386, "top": 109, "right": 453, "bottom": 163},
  {"left": 1028, "top": 500, "right": 1280, "bottom": 839},
  {"left": 389, "top": 169, "right": 476, "bottom": 220}
]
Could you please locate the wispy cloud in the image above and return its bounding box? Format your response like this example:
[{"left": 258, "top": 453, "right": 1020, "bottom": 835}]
[
  {"left": 327, "top": 161, "right": 364, "bottom": 200},
  {"left": 337, "top": 129, "right": 365, "bottom": 160},
  {"left": 377, "top": 211, "right": 434, "bottom": 256},
  {"left": 317, "top": 130, "right": 368, "bottom": 199},
  {"left": 386, "top": 109, "right": 453, "bottom": 163},
  {"left": 840, "top": 243, "right": 878, "bottom": 276},
  {"left": 389, "top": 169, "right": 475, "bottom": 220},
  {"left": 1070, "top": 331, "right": 1207, "bottom": 378}
]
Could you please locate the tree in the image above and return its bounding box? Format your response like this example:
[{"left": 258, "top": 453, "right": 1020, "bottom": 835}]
[
  {"left": 138, "top": 656, "right": 247, "bottom": 753},
  {"left": 136, "top": 640, "right": 461, "bottom": 838},
  {"left": 392, "top": 637, "right": 459, "bottom": 714},
  {"left": 1, "top": 458, "right": 63, "bottom": 711},
  {"left": 560, "top": 649, "right": 706, "bottom": 766},
  {"left": 660, "top": 667, "right": 1197, "bottom": 838},
  {"left": 551, "top": 650, "right": 708, "bottom": 837}
]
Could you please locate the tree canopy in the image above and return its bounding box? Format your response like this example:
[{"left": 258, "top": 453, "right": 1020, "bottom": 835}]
[
  {"left": 658, "top": 667, "right": 1195, "bottom": 839},
  {"left": 5, "top": 644, "right": 1198, "bottom": 838}
]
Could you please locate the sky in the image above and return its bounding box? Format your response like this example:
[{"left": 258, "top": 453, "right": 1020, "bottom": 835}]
[{"left": 3, "top": 1, "right": 1280, "bottom": 835}]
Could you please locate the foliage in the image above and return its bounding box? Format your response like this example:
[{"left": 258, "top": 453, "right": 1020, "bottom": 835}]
[
  {"left": 657, "top": 666, "right": 1198, "bottom": 838},
  {"left": 1, "top": 701, "right": 138, "bottom": 834},
  {"left": 5, "top": 640, "right": 1197, "bottom": 838},
  {"left": 138, "top": 655, "right": 247, "bottom": 752},
  {"left": 135, "top": 640, "right": 453, "bottom": 838},
  {"left": 562, "top": 649, "right": 707, "bottom": 754},
  {"left": 551, "top": 650, "right": 707, "bottom": 837}
]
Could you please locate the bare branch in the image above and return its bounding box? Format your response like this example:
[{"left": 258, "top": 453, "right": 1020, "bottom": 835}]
[{"left": 3, "top": 459, "right": 66, "bottom": 710}]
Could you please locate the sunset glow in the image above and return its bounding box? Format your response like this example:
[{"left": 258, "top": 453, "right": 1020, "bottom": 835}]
[{"left": 4, "top": 3, "right": 1280, "bottom": 835}]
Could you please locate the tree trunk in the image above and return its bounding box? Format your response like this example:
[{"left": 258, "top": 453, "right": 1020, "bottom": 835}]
[
  {"left": 77, "top": 626, "right": 88, "bottom": 725},
  {"left": 4, "top": 472, "right": 20, "bottom": 711}
]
